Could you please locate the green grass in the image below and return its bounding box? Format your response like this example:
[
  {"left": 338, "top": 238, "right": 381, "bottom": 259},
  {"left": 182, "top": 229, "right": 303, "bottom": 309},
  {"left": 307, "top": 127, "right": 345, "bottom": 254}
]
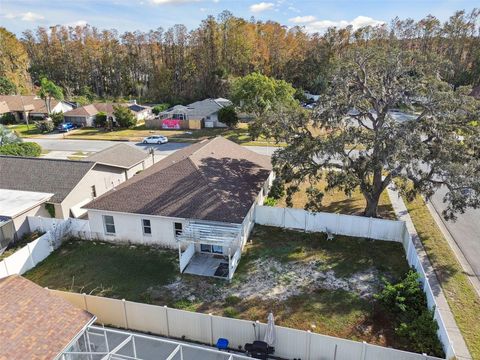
[
  {"left": 277, "top": 178, "right": 396, "bottom": 220},
  {"left": 24, "top": 239, "right": 178, "bottom": 302},
  {"left": 403, "top": 194, "right": 480, "bottom": 359},
  {"left": 65, "top": 123, "right": 285, "bottom": 147},
  {"left": 25, "top": 227, "right": 412, "bottom": 350},
  {"left": 7, "top": 123, "right": 41, "bottom": 137}
]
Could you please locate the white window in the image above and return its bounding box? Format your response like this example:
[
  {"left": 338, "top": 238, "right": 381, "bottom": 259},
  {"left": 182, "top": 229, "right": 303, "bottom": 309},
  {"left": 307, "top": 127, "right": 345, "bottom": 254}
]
[
  {"left": 103, "top": 215, "right": 115, "bottom": 234},
  {"left": 200, "top": 244, "right": 223, "bottom": 254},
  {"left": 142, "top": 219, "right": 152, "bottom": 235},
  {"left": 174, "top": 222, "right": 183, "bottom": 236}
]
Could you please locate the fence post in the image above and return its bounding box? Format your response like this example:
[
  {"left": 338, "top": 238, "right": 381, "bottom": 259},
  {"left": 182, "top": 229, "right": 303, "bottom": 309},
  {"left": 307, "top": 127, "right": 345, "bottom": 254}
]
[
  {"left": 26, "top": 242, "right": 36, "bottom": 268},
  {"left": 164, "top": 305, "right": 170, "bottom": 337},
  {"left": 367, "top": 218, "right": 372, "bottom": 239},
  {"left": 82, "top": 293, "right": 89, "bottom": 311},
  {"left": 282, "top": 208, "right": 286, "bottom": 228},
  {"left": 209, "top": 313, "right": 214, "bottom": 346},
  {"left": 361, "top": 341, "right": 367, "bottom": 360},
  {"left": 122, "top": 299, "right": 129, "bottom": 329},
  {"left": 2, "top": 260, "right": 9, "bottom": 277},
  {"left": 305, "top": 330, "right": 312, "bottom": 360}
]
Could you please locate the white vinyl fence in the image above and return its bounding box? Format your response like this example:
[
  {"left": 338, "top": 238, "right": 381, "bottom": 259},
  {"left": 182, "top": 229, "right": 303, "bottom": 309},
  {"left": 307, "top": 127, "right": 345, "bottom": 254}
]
[
  {"left": 255, "top": 206, "right": 456, "bottom": 359},
  {"left": 51, "top": 290, "right": 443, "bottom": 360},
  {"left": 255, "top": 206, "right": 405, "bottom": 242},
  {"left": 0, "top": 219, "right": 72, "bottom": 279}
]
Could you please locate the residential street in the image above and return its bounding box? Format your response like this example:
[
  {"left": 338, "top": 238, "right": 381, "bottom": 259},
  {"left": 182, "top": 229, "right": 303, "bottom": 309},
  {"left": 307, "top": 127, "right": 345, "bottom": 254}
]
[{"left": 27, "top": 137, "right": 480, "bottom": 285}]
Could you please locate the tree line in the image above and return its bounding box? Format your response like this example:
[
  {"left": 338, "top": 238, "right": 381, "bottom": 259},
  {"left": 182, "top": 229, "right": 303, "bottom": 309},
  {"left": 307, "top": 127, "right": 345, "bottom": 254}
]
[{"left": 0, "top": 9, "right": 478, "bottom": 102}]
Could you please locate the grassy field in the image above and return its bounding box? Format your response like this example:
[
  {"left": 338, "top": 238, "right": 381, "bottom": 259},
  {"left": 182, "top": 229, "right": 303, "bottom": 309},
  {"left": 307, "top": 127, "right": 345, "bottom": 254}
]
[
  {"left": 64, "top": 123, "right": 284, "bottom": 146},
  {"left": 404, "top": 195, "right": 480, "bottom": 359},
  {"left": 276, "top": 178, "right": 396, "bottom": 219},
  {"left": 25, "top": 227, "right": 413, "bottom": 350},
  {"left": 7, "top": 123, "right": 41, "bottom": 137}
]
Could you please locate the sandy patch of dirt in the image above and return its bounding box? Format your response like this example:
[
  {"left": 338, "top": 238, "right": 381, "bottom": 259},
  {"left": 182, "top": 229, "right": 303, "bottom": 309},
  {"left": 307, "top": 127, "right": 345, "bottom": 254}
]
[{"left": 151, "top": 258, "right": 382, "bottom": 303}]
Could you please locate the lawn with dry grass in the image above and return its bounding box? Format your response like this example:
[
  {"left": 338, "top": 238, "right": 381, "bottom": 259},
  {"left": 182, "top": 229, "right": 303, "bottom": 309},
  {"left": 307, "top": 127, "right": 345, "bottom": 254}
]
[
  {"left": 64, "top": 123, "right": 285, "bottom": 147},
  {"left": 403, "top": 194, "right": 480, "bottom": 359},
  {"left": 276, "top": 178, "right": 396, "bottom": 219},
  {"left": 24, "top": 226, "right": 413, "bottom": 351}
]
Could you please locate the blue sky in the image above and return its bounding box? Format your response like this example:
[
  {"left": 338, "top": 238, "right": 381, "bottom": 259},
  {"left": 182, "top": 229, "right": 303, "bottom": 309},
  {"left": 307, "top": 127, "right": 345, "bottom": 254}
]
[{"left": 1, "top": 0, "right": 478, "bottom": 36}]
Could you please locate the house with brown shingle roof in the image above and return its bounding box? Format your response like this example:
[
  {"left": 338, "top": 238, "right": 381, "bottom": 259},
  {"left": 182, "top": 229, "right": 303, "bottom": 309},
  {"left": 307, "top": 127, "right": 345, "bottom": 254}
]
[
  {"left": 83, "top": 137, "right": 273, "bottom": 279},
  {"left": 0, "top": 275, "right": 95, "bottom": 360},
  {"left": 0, "top": 95, "right": 73, "bottom": 122},
  {"left": 64, "top": 102, "right": 152, "bottom": 127}
]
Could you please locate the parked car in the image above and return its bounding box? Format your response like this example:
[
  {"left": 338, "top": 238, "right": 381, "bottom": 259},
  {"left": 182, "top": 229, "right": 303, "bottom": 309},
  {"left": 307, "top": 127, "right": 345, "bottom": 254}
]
[
  {"left": 57, "top": 122, "right": 76, "bottom": 132},
  {"left": 142, "top": 135, "right": 168, "bottom": 144}
]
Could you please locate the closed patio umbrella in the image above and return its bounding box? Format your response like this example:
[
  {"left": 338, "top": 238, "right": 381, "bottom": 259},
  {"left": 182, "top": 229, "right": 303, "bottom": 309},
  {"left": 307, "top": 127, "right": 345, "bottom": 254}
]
[{"left": 264, "top": 312, "right": 276, "bottom": 346}]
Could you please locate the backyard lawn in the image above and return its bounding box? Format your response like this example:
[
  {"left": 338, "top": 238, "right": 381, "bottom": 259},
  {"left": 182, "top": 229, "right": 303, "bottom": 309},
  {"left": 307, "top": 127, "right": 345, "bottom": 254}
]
[
  {"left": 25, "top": 226, "right": 411, "bottom": 350},
  {"left": 276, "top": 178, "right": 396, "bottom": 219}
]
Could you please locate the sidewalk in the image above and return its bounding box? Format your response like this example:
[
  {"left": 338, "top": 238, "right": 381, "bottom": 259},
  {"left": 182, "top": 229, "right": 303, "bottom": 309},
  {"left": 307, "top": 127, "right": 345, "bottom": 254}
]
[{"left": 387, "top": 185, "right": 472, "bottom": 360}]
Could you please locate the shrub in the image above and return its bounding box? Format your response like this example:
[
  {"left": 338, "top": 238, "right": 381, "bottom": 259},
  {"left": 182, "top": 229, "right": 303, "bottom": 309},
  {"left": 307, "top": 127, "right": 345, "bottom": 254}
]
[
  {"left": 49, "top": 112, "right": 64, "bottom": 126},
  {"left": 0, "top": 112, "right": 16, "bottom": 125},
  {"left": 94, "top": 111, "right": 107, "bottom": 127},
  {"left": 113, "top": 105, "right": 137, "bottom": 128},
  {"left": 152, "top": 103, "right": 170, "bottom": 115},
  {"left": 218, "top": 105, "right": 239, "bottom": 128},
  {"left": 0, "top": 142, "right": 42, "bottom": 157},
  {"left": 35, "top": 119, "right": 54, "bottom": 133},
  {"left": 263, "top": 197, "right": 277, "bottom": 206},
  {"left": 268, "top": 177, "right": 285, "bottom": 200},
  {"left": 375, "top": 269, "right": 444, "bottom": 357},
  {"left": 45, "top": 203, "right": 55, "bottom": 218},
  {"left": 223, "top": 307, "right": 239, "bottom": 318},
  {"left": 224, "top": 295, "right": 242, "bottom": 306}
]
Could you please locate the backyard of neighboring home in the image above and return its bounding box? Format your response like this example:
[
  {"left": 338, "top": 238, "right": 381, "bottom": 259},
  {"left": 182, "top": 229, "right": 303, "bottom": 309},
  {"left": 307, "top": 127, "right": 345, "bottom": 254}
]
[{"left": 25, "top": 225, "right": 412, "bottom": 351}]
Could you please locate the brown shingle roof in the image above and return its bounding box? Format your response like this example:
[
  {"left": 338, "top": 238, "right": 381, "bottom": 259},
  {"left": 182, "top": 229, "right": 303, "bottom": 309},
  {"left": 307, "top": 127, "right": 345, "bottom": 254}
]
[
  {"left": 0, "top": 101, "right": 9, "bottom": 114},
  {"left": 0, "top": 156, "right": 95, "bottom": 203},
  {"left": 0, "top": 275, "right": 94, "bottom": 360},
  {"left": 64, "top": 104, "right": 98, "bottom": 117},
  {"left": 86, "top": 143, "right": 148, "bottom": 169},
  {"left": 0, "top": 95, "right": 59, "bottom": 113},
  {"left": 85, "top": 137, "right": 272, "bottom": 223}
]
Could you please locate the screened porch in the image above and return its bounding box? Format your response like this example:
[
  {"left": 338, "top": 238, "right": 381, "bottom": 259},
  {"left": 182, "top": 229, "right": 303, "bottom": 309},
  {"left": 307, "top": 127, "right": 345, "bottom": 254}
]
[{"left": 176, "top": 222, "right": 243, "bottom": 280}]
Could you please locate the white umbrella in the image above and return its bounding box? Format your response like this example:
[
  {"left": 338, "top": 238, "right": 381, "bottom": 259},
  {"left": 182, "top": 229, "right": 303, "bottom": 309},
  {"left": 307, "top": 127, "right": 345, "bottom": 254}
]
[{"left": 264, "top": 312, "right": 276, "bottom": 346}]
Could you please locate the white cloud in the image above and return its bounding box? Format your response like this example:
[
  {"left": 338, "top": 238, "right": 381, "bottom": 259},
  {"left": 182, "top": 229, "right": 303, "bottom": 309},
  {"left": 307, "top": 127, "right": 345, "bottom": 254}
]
[
  {"left": 289, "top": 15, "right": 316, "bottom": 23},
  {"left": 303, "top": 16, "right": 385, "bottom": 33},
  {"left": 150, "top": 0, "right": 199, "bottom": 4},
  {"left": 250, "top": 2, "right": 275, "bottom": 13},
  {"left": 287, "top": 6, "right": 300, "bottom": 13},
  {"left": 1, "top": 11, "right": 44, "bottom": 22},
  {"left": 21, "top": 11, "right": 44, "bottom": 21},
  {"left": 66, "top": 20, "right": 88, "bottom": 27}
]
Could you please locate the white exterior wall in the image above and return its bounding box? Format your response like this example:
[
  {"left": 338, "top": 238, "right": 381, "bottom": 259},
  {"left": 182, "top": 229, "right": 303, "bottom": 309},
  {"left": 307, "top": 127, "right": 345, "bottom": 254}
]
[
  {"left": 52, "top": 102, "right": 74, "bottom": 114},
  {"left": 12, "top": 203, "right": 50, "bottom": 238},
  {"left": 58, "top": 166, "right": 126, "bottom": 219},
  {"left": 87, "top": 210, "right": 185, "bottom": 248}
]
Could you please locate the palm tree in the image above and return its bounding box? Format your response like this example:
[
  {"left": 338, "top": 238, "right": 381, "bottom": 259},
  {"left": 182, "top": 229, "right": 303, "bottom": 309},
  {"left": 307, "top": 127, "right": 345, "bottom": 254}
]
[{"left": 38, "top": 78, "right": 63, "bottom": 117}]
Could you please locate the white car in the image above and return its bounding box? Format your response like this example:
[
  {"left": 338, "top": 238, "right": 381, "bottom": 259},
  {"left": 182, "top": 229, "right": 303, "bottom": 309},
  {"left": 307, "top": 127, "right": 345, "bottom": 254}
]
[{"left": 142, "top": 135, "right": 168, "bottom": 144}]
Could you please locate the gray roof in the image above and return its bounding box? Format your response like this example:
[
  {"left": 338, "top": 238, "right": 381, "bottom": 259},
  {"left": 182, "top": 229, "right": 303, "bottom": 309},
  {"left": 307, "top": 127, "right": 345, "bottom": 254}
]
[
  {"left": 85, "top": 144, "right": 148, "bottom": 169},
  {"left": 0, "top": 156, "right": 95, "bottom": 203},
  {"left": 162, "top": 99, "right": 232, "bottom": 119},
  {"left": 85, "top": 137, "right": 272, "bottom": 223}
]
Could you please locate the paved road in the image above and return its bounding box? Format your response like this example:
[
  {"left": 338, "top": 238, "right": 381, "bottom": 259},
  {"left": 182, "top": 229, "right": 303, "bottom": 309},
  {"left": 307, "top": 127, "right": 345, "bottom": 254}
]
[
  {"left": 28, "top": 137, "right": 480, "bottom": 282},
  {"left": 27, "top": 137, "right": 277, "bottom": 157},
  {"left": 428, "top": 186, "right": 480, "bottom": 279}
]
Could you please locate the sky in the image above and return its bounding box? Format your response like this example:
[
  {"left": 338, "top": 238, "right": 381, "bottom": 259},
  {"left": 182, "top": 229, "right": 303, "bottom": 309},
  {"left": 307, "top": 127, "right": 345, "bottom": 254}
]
[{"left": 0, "top": 0, "right": 478, "bottom": 36}]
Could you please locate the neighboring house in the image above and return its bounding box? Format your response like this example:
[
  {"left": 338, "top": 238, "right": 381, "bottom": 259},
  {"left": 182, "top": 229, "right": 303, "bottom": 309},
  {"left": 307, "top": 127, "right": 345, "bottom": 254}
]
[
  {"left": 0, "top": 275, "right": 95, "bottom": 360},
  {"left": 0, "top": 189, "right": 52, "bottom": 249},
  {"left": 64, "top": 101, "right": 152, "bottom": 127},
  {"left": 84, "top": 136, "right": 273, "bottom": 279},
  {"left": 85, "top": 143, "right": 153, "bottom": 180},
  {"left": 0, "top": 156, "right": 132, "bottom": 219},
  {"left": 153, "top": 98, "right": 233, "bottom": 129},
  {"left": 0, "top": 95, "right": 74, "bottom": 122}
]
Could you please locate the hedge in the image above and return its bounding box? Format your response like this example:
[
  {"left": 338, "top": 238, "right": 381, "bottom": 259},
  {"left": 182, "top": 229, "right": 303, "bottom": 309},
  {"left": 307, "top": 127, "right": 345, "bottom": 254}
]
[{"left": 0, "top": 142, "right": 42, "bottom": 157}]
